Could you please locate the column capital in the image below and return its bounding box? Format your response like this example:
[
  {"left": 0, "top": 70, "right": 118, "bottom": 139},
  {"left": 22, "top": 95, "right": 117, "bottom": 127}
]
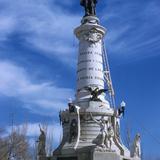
[{"left": 74, "top": 16, "right": 106, "bottom": 43}]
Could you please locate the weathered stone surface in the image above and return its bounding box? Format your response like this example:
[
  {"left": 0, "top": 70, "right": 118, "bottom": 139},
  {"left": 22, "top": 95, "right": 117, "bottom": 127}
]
[
  {"left": 74, "top": 16, "right": 106, "bottom": 101},
  {"left": 92, "top": 152, "right": 121, "bottom": 160}
]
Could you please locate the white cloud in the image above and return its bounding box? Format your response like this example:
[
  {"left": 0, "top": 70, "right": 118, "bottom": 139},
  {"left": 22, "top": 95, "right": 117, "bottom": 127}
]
[
  {"left": 143, "top": 1, "right": 160, "bottom": 20},
  {"left": 0, "top": 15, "right": 16, "bottom": 41},
  {"left": 0, "top": 0, "right": 160, "bottom": 63},
  {"left": 6, "top": 122, "right": 62, "bottom": 148},
  {"left": 106, "top": 25, "right": 130, "bottom": 52},
  {"left": 0, "top": 61, "right": 74, "bottom": 115},
  {"left": 101, "top": 0, "right": 160, "bottom": 61},
  {"left": 0, "top": 0, "right": 80, "bottom": 63}
]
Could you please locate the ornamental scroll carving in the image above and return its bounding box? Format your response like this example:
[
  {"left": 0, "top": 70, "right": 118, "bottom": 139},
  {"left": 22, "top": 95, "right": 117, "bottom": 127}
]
[{"left": 82, "top": 28, "right": 103, "bottom": 43}]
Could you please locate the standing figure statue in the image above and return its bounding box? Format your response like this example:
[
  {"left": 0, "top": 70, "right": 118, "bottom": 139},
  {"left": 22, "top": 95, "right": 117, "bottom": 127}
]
[
  {"left": 131, "top": 134, "right": 141, "bottom": 158},
  {"left": 37, "top": 125, "right": 46, "bottom": 156},
  {"left": 90, "top": 113, "right": 112, "bottom": 149},
  {"left": 107, "top": 125, "right": 114, "bottom": 149},
  {"left": 115, "top": 121, "right": 121, "bottom": 142},
  {"left": 80, "top": 0, "right": 98, "bottom": 16}
]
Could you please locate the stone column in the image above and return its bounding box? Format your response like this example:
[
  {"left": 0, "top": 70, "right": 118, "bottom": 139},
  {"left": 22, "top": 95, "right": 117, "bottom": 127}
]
[{"left": 74, "top": 16, "right": 106, "bottom": 100}]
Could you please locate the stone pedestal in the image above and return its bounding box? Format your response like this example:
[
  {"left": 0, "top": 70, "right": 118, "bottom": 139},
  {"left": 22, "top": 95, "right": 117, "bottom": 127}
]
[
  {"left": 92, "top": 152, "right": 121, "bottom": 160},
  {"left": 52, "top": 147, "right": 131, "bottom": 160}
]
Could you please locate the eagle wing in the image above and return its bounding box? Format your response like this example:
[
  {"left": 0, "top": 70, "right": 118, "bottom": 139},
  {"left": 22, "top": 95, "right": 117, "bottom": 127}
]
[
  {"left": 97, "top": 89, "right": 108, "bottom": 96},
  {"left": 83, "top": 86, "right": 93, "bottom": 93}
]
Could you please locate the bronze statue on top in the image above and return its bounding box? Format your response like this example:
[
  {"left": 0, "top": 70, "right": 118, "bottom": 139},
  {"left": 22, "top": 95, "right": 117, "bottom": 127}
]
[{"left": 80, "top": 0, "right": 98, "bottom": 16}]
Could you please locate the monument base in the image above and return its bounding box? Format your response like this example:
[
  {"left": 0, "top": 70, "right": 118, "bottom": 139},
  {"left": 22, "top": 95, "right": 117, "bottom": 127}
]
[
  {"left": 93, "top": 152, "right": 121, "bottom": 160},
  {"left": 52, "top": 147, "right": 133, "bottom": 160},
  {"left": 52, "top": 153, "right": 123, "bottom": 160}
]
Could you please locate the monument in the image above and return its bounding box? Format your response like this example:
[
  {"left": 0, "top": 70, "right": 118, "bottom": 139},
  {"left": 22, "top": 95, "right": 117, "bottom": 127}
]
[{"left": 51, "top": 1, "right": 141, "bottom": 160}]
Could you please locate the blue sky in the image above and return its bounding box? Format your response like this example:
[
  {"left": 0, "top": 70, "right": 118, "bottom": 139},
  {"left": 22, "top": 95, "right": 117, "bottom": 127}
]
[{"left": 0, "top": 0, "right": 160, "bottom": 158}]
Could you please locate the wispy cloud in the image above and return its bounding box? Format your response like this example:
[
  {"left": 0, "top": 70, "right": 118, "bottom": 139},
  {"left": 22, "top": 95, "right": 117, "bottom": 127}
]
[
  {"left": 101, "top": 0, "right": 160, "bottom": 61},
  {"left": 0, "top": 0, "right": 160, "bottom": 64},
  {"left": 0, "top": 15, "right": 16, "bottom": 41},
  {"left": 0, "top": 61, "right": 74, "bottom": 115},
  {"left": 0, "top": 0, "right": 80, "bottom": 63}
]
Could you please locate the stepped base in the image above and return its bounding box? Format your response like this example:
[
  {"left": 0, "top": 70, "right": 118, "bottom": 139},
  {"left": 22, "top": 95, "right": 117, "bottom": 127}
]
[
  {"left": 93, "top": 152, "right": 121, "bottom": 160},
  {"left": 52, "top": 148, "right": 135, "bottom": 160}
]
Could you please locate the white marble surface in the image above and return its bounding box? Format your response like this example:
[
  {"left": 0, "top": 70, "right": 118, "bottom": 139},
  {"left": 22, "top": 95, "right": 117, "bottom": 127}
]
[{"left": 74, "top": 16, "right": 106, "bottom": 100}]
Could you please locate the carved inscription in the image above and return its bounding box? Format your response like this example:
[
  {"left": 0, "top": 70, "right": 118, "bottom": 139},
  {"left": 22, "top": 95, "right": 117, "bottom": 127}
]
[
  {"left": 78, "top": 59, "right": 92, "bottom": 64},
  {"left": 77, "top": 76, "right": 104, "bottom": 81},
  {"left": 95, "top": 76, "right": 104, "bottom": 81},
  {"left": 77, "top": 67, "right": 103, "bottom": 73},
  {"left": 80, "top": 51, "right": 102, "bottom": 56},
  {"left": 77, "top": 68, "right": 87, "bottom": 73},
  {"left": 78, "top": 59, "right": 103, "bottom": 65}
]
